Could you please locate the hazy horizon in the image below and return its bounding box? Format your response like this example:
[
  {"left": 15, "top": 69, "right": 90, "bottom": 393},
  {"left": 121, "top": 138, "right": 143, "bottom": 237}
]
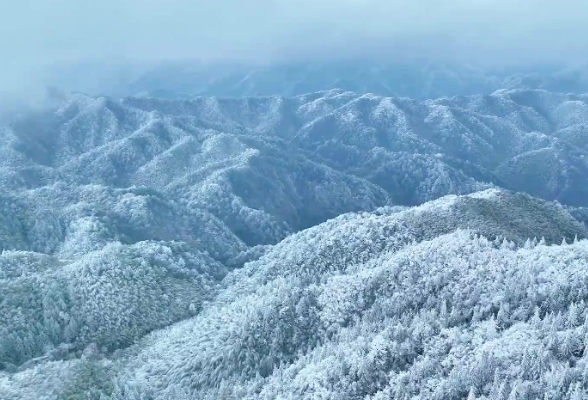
[{"left": 2, "top": 0, "right": 588, "bottom": 101}]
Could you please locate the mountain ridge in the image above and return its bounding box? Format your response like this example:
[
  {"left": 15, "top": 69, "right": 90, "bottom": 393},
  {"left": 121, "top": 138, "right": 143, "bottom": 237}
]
[
  {"left": 3, "top": 87, "right": 588, "bottom": 398},
  {"left": 3, "top": 188, "right": 587, "bottom": 399},
  {"left": 39, "top": 60, "right": 588, "bottom": 101}
]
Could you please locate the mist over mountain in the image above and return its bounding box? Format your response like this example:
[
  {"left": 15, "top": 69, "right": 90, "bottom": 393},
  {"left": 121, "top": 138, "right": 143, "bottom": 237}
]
[
  {"left": 2, "top": 82, "right": 588, "bottom": 399},
  {"left": 38, "top": 60, "right": 588, "bottom": 101}
]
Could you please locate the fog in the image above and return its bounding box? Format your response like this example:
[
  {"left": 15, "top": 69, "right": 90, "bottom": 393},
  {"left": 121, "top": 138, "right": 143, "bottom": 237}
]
[{"left": 1, "top": 0, "right": 587, "bottom": 95}]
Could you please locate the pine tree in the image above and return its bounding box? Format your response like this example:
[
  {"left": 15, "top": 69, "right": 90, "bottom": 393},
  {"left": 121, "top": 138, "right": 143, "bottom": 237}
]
[
  {"left": 489, "top": 370, "right": 502, "bottom": 400},
  {"left": 582, "top": 357, "right": 588, "bottom": 385},
  {"left": 500, "top": 238, "right": 511, "bottom": 250},
  {"left": 507, "top": 380, "right": 521, "bottom": 400},
  {"left": 468, "top": 386, "right": 477, "bottom": 400},
  {"left": 440, "top": 298, "right": 449, "bottom": 328},
  {"left": 567, "top": 303, "right": 580, "bottom": 328},
  {"left": 568, "top": 382, "right": 585, "bottom": 400},
  {"left": 560, "top": 330, "right": 577, "bottom": 358},
  {"left": 493, "top": 381, "right": 509, "bottom": 400},
  {"left": 532, "top": 307, "right": 543, "bottom": 329},
  {"left": 519, "top": 347, "right": 532, "bottom": 380},
  {"left": 497, "top": 302, "right": 510, "bottom": 329},
  {"left": 582, "top": 318, "right": 588, "bottom": 342}
]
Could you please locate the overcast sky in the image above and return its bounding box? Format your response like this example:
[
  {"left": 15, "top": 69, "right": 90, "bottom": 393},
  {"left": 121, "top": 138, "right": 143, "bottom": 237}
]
[{"left": 1, "top": 0, "right": 587, "bottom": 93}]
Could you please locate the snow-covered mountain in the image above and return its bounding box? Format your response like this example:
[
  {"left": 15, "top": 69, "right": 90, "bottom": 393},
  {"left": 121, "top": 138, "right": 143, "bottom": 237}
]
[
  {"left": 2, "top": 88, "right": 588, "bottom": 399},
  {"left": 42, "top": 60, "right": 588, "bottom": 100},
  {"left": 3, "top": 88, "right": 588, "bottom": 213},
  {"left": 2, "top": 189, "right": 588, "bottom": 399}
]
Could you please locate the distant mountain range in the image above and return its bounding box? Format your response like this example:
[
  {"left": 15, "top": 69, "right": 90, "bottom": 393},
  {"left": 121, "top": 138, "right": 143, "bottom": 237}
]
[
  {"left": 2, "top": 86, "right": 588, "bottom": 399},
  {"left": 4, "top": 88, "right": 588, "bottom": 212},
  {"left": 41, "top": 60, "right": 588, "bottom": 100}
]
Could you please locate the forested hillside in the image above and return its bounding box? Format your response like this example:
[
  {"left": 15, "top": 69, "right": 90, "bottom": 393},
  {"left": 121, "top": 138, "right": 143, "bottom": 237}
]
[{"left": 2, "top": 88, "right": 588, "bottom": 399}]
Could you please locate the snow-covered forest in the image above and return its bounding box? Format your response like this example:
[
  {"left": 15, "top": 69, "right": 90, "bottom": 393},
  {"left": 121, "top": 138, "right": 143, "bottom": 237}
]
[{"left": 3, "top": 71, "right": 588, "bottom": 399}]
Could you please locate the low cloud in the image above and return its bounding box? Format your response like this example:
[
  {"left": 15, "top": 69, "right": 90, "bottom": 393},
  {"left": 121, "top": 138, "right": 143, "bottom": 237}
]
[{"left": 1, "top": 0, "right": 587, "bottom": 94}]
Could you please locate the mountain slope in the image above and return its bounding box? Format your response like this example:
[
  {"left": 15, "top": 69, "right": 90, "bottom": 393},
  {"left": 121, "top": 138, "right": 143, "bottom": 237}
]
[
  {"left": 2, "top": 88, "right": 588, "bottom": 260},
  {"left": 3, "top": 88, "right": 588, "bottom": 399},
  {"left": 2, "top": 189, "right": 588, "bottom": 399},
  {"left": 6, "top": 89, "right": 588, "bottom": 207},
  {"left": 97, "top": 190, "right": 588, "bottom": 399},
  {"left": 0, "top": 241, "right": 225, "bottom": 368},
  {"left": 0, "top": 94, "right": 392, "bottom": 254}
]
